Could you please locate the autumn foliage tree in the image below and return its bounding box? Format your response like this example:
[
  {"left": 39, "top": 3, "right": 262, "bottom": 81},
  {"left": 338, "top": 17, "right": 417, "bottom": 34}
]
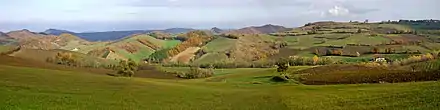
[
  {"left": 167, "top": 31, "right": 213, "bottom": 57},
  {"left": 313, "top": 55, "right": 319, "bottom": 65},
  {"left": 48, "top": 52, "right": 79, "bottom": 66}
]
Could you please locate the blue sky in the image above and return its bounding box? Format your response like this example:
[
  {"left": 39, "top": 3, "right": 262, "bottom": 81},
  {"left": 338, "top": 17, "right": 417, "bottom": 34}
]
[{"left": 0, "top": 0, "right": 439, "bottom": 32}]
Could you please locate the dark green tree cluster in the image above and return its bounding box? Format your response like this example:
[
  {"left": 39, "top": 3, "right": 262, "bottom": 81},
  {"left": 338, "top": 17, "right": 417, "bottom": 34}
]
[
  {"left": 176, "top": 67, "right": 214, "bottom": 79},
  {"left": 147, "top": 48, "right": 170, "bottom": 63},
  {"left": 276, "top": 58, "right": 289, "bottom": 73},
  {"left": 221, "top": 34, "right": 240, "bottom": 39}
]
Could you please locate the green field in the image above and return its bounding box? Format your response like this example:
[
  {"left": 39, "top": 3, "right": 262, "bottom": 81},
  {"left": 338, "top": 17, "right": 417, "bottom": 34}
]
[
  {"left": 318, "top": 35, "right": 390, "bottom": 46},
  {"left": 0, "top": 46, "right": 12, "bottom": 53},
  {"left": 1, "top": 65, "right": 439, "bottom": 109},
  {"left": 203, "top": 37, "right": 237, "bottom": 53},
  {"left": 194, "top": 53, "right": 229, "bottom": 64}
]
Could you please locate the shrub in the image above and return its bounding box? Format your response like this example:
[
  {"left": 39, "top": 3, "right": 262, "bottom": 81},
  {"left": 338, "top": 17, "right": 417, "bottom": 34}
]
[
  {"left": 116, "top": 59, "right": 138, "bottom": 77},
  {"left": 288, "top": 56, "right": 336, "bottom": 66},
  {"left": 147, "top": 48, "right": 170, "bottom": 63},
  {"left": 51, "top": 52, "right": 79, "bottom": 67},
  {"left": 177, "top": 67, "right": 214, "bottom": 79},
  {"left": 313, "top": 55, "right": 319, "bottom": 64},
  {"left": 221, "top": 34, "right": 240, "bottom": 39},
  {"left": 398, "top": 54, "right": 437, "bottom": 66},
  {"left": 271, "top": 75, "right": 290, "bottom": 82},
  {"left": 276, "top": 58, "right": 289, "bottom": 72}
]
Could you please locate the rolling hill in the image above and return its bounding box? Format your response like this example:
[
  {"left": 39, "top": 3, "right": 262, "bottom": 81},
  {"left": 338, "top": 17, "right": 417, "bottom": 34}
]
[
  {"left": 192, "top": 34, "right": 280, "bottom": 64},
  {"left": 1, "top": 19, "right": 440, "bottom": 109},
  {"left": 0, "top": 59, "right": 440, "bottom": 109},
  {"left": 210, "top": 27, "right": 224, "bottom": 34},
  {"left": 2, "top": 19, "right": 440, "bottom": 65},
  {"left": 0, "top": 32, "right": 16, "bottom": 45},
  {"left": 43, "top": 28, "right": 194, "bottom": 41},
  {"left": 87, "top": 34, "right": 181, "bottom": 61},
  {"left": 43, "top": 29, "right": 75, "bottom": 35},
  {"left": 6, "top": 29, "right": 55, "bottom": 41},
  {"left": 226, "top": 24, "right": 290, "bottom": 34}
]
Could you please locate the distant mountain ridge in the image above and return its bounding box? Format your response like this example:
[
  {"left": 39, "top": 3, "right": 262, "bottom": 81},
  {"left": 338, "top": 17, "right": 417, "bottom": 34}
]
[
  {"left": 43, "top": 28, "right": 194, "bottom": 41},
  {"left": 226, "top": 24, "right": 290, "bottom": 34},
  {"left": 0, "top": 29, "right": 91, "bottom": 50},
  {"left": 43, "top": 29, "right": 75, "bottom": 35},
  {"left": 0, "top": 31, "right": 16, "bottom": 45},
  {"left": 0, "top": 32, "right": 7, "bottom": 37},
  {"left": 7, "top": 29, "right": 56, "bottom": 40},
  {"left": 210, "top": 27, "right": 224, "bottom": 34}
]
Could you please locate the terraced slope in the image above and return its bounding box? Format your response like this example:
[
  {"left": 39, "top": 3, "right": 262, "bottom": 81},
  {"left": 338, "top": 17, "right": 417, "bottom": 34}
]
[{"left": 87, "top": 34, "right": 181, "bottom": 61}]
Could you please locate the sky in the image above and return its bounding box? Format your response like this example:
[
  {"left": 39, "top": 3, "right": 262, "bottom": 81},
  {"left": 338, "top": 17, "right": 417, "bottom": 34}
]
[{"left": 0, "top": 0, "right": 439, "bottom": 32}]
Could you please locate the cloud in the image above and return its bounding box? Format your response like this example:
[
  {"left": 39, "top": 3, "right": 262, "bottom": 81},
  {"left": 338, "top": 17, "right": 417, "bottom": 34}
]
[
  {"left": 0, "top": 0, "right": 439, "bottom": 32},
  {"left": 327, "top": 6, "right": 350, "bottom": 16},
  {"left": 126, "top": 0, "right": 310, "bottom": 8}
]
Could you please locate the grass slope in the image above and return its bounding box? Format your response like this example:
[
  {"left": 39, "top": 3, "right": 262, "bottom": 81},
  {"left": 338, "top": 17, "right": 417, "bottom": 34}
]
[
  {"left": 89, "top": 34, "right": 181, "bottom": 61},
  {"left": 203, "top": 37, "right": 237, "bottom": 53},
  {"left": 0, "top": 46, "right": 13, "bottom": 53},
  {"left": 0, "top": 65, "right": 439, "bottom": 109}
]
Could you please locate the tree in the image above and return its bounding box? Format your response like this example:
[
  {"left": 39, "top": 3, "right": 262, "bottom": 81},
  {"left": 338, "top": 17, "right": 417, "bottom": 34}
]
[
  {"left": 117, "top": 59, "right": 138, "bottom": 77},
  {"left": 357, "top": 29, "right": 362, "bottom": 33},
  {"left": 54, "top": 52, "right": 78, "bottom": 66},
  {"left": 276, "top": 58, "right": 289, "bottom": 73},
  {"left": 314, "top": 49, "right": 320, "bottom": 55},
  {"left": 313, "top": 55, "right": 319, "bottom": 65},
  {"left": 372, "top": 47, "right": 379, "bottom": 54}
]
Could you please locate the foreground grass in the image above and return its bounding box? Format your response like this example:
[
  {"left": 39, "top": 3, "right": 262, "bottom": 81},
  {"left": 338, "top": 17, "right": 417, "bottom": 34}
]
[{"left": 0, "top": 65, "right": 439, "bottom": 109}]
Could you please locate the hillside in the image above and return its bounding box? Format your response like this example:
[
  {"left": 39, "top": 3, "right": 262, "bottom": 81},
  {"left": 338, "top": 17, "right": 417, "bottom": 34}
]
[
  {"left": 210, "top": 27, "right": 224, "bottom": 34},
  {"left": 3, "top": 21, "right": 440, "bottom": 65},
  {"left": 8, "top": 48, "right": 116, "bottom": 68},
  {"left": 87, "top": 34, "right": 181, "bottom": 61},
  {"left": 6, "top": 29, "right": 55, "bottom": 41},
  {"left": 17, "top": 33, "right": 91, "bottom": 50},
  {"left": 263, "top": 21, "right": 440, "bottom": 62},
  {"left": 43, "top": 29, "right": 75, "bottom": 35},
  {"left": 0, "top": 63, "right": 439, "bottom": 109},
  {"left": 0, "top": 32, "right": 16, "bottom": 45},
  {"left": 43, "top": 28, "right": 194, "bottom": 41},
  {"left": 159, "top": 28, "right": 195, "bottom": 34},
  {"left": 192, "top": 34, "right": 281, "bottom": 64},
  {"left": 226, "top": 24, "right": 290, "bottom": 34}
]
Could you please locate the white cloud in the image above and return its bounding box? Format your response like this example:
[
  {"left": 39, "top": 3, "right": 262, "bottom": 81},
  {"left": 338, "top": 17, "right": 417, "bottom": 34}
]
[
  {"left": 328, "top": 6, "right": 350, "bottom": 16},
  {"left": 0, "top": 0, "right": 439, "bottom": 32}
]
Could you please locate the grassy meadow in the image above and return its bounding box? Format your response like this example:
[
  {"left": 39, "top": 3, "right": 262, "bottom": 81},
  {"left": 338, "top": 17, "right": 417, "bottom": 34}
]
[{"left": 0, "top": 64, "right": 439, "bottom": 109}]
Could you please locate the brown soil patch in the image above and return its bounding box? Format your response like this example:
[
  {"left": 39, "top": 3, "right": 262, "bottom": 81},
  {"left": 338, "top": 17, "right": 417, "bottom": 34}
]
[
  {"left": 137, "top": 38, "right": 160, "bottom": 50},
  {"left": 170, "top": 47, "right": 200, "bottom": 63},
  {"left": 118, "top": 43, "right": 140, "bottom": 53}
]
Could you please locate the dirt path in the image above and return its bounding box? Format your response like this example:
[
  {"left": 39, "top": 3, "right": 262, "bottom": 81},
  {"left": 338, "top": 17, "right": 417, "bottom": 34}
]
[{"left": 170, "top": 47, "right": 200, "bottom": 63}]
